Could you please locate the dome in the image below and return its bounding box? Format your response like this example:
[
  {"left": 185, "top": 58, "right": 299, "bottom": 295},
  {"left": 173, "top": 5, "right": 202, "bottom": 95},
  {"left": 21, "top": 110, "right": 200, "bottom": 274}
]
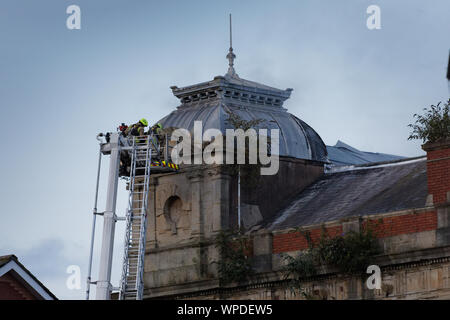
[{"left": 159, "top": 73, "right": 328, "bottom": 162}]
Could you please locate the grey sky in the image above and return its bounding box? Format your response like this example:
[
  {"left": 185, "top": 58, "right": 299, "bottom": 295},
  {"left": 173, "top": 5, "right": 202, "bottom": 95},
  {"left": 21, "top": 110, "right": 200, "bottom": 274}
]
[{"left": 0, "top": 0, "right": 448, "bottom": 299}]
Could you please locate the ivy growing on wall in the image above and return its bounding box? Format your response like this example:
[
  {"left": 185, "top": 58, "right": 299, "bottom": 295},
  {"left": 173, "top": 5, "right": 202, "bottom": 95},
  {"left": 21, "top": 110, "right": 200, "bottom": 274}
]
[
  {"left": 282, "top": 224, "right": 381, "bottom": 296},
  {"left": 214, "top": 230, "right": 253, "bottom": 285}
]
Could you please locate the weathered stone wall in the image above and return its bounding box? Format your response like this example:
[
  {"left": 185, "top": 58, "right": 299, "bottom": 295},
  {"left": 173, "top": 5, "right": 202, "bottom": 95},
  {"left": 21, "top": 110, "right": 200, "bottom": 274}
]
[
  {"left": 143, "top": 158, "right": 324, "bottom": 298},
  {"left": 144, "top": 165, "right": 227, "bottom": 296},
  {"left": 187, "top": 257, "right": 450, "bottom": 300},
  {"left": 144, "top": 201, "right": 450, "bottom": 300},
  {"left": 142, "top": 148, "right": 450, "bottom": 300}
]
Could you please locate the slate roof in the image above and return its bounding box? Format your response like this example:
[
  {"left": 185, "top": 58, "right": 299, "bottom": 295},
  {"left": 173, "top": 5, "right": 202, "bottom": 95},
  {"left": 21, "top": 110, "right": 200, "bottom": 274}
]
[
  {"left": 266, "top": 157, "right": 428, "bottom": 230},
  {"left": 326, "top": 140, "right": 405, "bottom": 166}
]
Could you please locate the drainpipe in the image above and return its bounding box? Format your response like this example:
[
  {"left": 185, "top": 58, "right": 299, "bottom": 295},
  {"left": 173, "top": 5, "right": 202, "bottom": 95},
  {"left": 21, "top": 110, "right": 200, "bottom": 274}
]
[{"left": 238, "top": 167, "right": 241, "bottom": 230}]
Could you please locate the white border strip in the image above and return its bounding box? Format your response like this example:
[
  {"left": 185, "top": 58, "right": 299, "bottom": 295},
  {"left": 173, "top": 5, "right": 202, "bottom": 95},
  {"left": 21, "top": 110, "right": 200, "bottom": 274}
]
[{"left": 327, "top": 157, "right": 426, "bottom": 173}]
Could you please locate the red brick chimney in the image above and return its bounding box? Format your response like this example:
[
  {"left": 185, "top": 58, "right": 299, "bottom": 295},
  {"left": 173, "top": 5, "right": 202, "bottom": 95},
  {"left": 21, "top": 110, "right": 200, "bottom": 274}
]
[{"left": 422, "top": 138, "right": 450, "bottom": 205}]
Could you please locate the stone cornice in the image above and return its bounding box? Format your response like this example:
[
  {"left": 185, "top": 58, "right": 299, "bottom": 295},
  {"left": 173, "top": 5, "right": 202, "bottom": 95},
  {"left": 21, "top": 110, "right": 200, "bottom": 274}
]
[
  {"left": 144, "top": 247, "right": 450, "bottom": 299},
  {"left": 171, "top": 75, "right": 292, "bottom": 108},
  {"left": 422, "top": 138, "right": 450, "bottom": 152}
]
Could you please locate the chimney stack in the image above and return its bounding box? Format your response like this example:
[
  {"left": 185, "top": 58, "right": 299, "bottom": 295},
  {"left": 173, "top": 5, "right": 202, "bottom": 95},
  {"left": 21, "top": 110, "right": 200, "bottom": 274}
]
[{"left": 422, "top": 138, "right": 450, "bottom": 205}]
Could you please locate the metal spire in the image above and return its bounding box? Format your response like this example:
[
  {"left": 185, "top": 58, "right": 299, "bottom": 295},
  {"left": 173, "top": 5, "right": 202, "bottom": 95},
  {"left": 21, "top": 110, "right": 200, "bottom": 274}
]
[{"left": 226, "top": 14, "right": 238, "bottom": 77}]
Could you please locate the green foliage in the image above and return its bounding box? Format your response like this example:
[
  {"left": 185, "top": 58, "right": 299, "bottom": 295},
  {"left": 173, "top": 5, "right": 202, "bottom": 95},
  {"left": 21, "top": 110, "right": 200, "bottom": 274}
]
[
  {"left": 315, "top": 227, "right": 380, "bottom": 274},
  {"left": 282, "top": 225, "right": 381, "bottom": 295},
  {"left": 215, "top": 230, "right": 253, "bottom": 285},
  {"left": 282, "top": 250, "right": 317, "bottom": 295},
  {"left": 224, "top": 110, "right": 268, "bottom": 188},
  {"left": 408, "top": 99, "right": 450, "bottom": 143},
  {"left": 226, "top": 111, "right": 266, "bottom": 131}
]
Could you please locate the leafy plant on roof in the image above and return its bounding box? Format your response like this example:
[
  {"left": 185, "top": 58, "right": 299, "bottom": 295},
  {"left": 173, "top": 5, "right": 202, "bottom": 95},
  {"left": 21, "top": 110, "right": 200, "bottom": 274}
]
[
  {"left": 282, "top": 224, "right": 381, "bottom": 298},
  {"left": 224, "top": 110, "right": 268, "bottom": 188},
  {"left": 408, "top": 99, "right": 450, "bottom": 143},
  {"left": 214, "top": 230, "right": 253, "bottom": 285}
]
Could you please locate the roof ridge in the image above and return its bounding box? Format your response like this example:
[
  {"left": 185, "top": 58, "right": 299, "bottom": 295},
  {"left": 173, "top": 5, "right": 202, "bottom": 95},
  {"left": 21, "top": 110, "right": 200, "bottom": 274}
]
[{"left": 327, "top": 155, "right": 426, "bottom": 173}]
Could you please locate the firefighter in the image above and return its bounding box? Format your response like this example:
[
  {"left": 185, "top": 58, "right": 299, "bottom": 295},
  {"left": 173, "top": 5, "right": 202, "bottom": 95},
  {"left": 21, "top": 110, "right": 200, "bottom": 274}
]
[
  {"left": 119, "top": 118, "right": 149, "bottom": 176},
  {"left": 150, "top": 123, "right": 163, "bottom": 136},
  {"left": 149, "top": 122, "right": 165, "bottom": 149},
  {"left": 124, "top": 118, "right": 148, "bottom": 137}
]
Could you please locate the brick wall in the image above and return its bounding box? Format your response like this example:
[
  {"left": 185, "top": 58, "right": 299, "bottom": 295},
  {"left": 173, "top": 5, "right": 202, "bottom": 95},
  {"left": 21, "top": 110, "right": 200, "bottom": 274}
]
[
  {"left": 0, "top": 273, "right": 36, "bottom": 300},
  {"left": 364, "top": 211, "right": 437, "bottom": 238},
  {"left": 273, "top": 226, "right": 342, "bottom": 253},
  {"left": 273, "top": 211, "right": 437, "bottom": 254},
  {"left": 423, "top": 139, "right": 450, "bottom": 205}
]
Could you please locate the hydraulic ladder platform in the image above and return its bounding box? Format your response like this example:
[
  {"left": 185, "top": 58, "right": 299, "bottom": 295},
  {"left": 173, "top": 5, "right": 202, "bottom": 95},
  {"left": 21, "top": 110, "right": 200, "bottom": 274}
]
[{"left": 85, "top": 132, "right": 178, "bottom": 300}]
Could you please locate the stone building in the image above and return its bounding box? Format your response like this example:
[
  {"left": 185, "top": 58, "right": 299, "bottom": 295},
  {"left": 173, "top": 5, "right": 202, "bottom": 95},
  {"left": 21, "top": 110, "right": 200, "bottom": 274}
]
[{"left": 140, "top": 48, "right": 450, "bottom": 300}]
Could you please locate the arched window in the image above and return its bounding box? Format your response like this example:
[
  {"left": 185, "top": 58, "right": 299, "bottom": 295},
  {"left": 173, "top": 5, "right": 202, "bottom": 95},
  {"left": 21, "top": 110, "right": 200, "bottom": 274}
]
[{"left": 163, "top": 196, "right": 184, "bottom": 235}]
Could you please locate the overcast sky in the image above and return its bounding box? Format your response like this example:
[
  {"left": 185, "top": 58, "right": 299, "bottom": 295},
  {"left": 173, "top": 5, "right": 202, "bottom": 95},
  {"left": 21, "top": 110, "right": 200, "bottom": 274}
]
[{"left": 0, "top": 0, "right": 448, "bottom": 299}]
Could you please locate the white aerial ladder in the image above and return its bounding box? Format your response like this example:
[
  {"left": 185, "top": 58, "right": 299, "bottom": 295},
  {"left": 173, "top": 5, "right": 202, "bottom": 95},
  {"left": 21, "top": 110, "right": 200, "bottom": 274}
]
[
  {"left": 85, "top": 131, "right": 176, "bottom": 300},
  {"left": 119, "top": 135, "right": 152, "bottom": 300}
]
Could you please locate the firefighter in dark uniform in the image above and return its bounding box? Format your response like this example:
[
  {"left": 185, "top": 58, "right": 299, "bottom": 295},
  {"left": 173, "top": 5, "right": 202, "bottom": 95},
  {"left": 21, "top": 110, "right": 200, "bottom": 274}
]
[
  {"left": 119, "top": 118, "right": 149, "bottom": 176},
  {"left": 124, "top": 118, "right": 148, "bottom": 138}
]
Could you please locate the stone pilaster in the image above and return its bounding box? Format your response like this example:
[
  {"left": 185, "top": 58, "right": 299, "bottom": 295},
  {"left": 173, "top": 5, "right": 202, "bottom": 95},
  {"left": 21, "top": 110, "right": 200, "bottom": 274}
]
[
  {"left": 207, "top": 167, "right": 230, "bottom": 234},
  {"left": 436, "top": 205, "right": 450, "bottom": 247},
  {"left": 187, "top": 170, "right": 204, "bottom": 239},
  {"left": 147, "top": 177, "right": 158, "bottom": 248},
  {"left": 252, "top": 232, "right": 273, "bottom": 273}
]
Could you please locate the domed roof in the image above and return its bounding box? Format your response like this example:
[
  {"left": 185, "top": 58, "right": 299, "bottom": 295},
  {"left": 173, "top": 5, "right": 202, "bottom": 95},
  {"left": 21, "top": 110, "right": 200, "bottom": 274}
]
[{"left": 159, "top": 73, "right": 328, "bottom": 162}]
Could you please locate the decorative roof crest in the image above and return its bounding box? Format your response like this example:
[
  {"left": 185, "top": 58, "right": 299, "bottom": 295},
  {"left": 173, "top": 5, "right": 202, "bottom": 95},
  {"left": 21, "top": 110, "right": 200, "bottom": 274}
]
[{"left": 226, "top": 14, "right": 238, "bottom": 78}]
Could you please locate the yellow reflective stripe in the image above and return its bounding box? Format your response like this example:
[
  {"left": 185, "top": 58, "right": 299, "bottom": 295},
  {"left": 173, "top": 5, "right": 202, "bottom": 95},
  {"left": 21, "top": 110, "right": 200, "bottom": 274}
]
[{"left": 149, "top": 161, "right": 179, "bottom": 170}]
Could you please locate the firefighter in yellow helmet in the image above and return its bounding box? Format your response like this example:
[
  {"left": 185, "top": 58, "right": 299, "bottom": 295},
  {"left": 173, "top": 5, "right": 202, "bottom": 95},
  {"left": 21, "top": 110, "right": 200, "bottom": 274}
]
[
  {"left": 150, "top": 122, "right": 163, "bottom": 136},
  {"left": 119, "top": 118, "right": 149, "bottom": 176},
  {"left": 124, "top": 118, "right": 148, "bottom": 137}
]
